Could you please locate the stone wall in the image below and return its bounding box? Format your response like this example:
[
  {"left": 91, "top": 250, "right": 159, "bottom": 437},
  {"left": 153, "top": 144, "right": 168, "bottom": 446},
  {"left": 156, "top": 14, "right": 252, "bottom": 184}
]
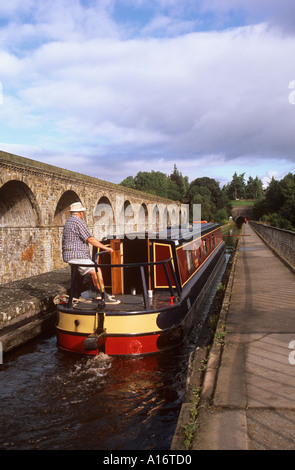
[
  {"left": 231, "top": 205, "right": 253, "bottom": 220},
  {"left": 0, "top": 151, "right": 182, "bottom": 284},
  {"left": 250, "top": 222, "right": 295, "bottom": 271}
]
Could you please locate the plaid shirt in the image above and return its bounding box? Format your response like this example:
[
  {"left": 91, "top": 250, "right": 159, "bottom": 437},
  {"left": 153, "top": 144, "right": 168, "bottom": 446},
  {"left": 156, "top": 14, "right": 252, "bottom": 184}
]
[{"left": 62, "top": 215, "right": 93, "bottom": 262}]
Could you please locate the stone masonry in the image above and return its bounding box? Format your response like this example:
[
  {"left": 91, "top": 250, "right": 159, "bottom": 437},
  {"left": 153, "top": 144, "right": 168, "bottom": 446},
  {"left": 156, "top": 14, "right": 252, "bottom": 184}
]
[{"left": 0, "top": 150, "right": 182, "bottom": 285}]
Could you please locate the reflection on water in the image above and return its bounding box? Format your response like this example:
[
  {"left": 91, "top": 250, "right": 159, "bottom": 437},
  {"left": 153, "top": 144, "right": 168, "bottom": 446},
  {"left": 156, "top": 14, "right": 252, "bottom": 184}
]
[
  {"left": 0, "top": 336, "right": 190, "bottom": 450},
  {"left": 0, "top": 250, "right": 231, "bottom": 450},
  {"left": 223, "top": 224, "right": 241, "bottom": 248}
]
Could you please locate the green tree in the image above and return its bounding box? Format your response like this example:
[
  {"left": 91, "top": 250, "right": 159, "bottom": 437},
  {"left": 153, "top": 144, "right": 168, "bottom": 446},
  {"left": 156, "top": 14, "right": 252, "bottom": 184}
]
[
  {"left": 225, "top": 172, "right": 246, "bottom": 200},
  {"left": 169, "top": 164, "right": 189, "bottom": 201},
  {"left": 135, "top": 171, "right": 169, "bottom": 197},
  {"left": 120, "top": 166, "right": 188, "bottom": 202},
  {"left": 166, "top": 179, "right": 183, "bottom": 201},
  {"left": 279, "top": 173, "right": 295, "bottom": 228},
  {"left": 188, "top": 177, "right": 231, "bottom": 224},
  {"left": 120, "top": 168, "right": 233, "bottom": 224},
  {"left": 245, "top": 176, "right": 263, "bottom": 199},
  {"left": 120, "top": 171, "right": 169, "bottom": 198},
  {"left": 253, "top": 173, "right": 295, "bottom": 230},
  {"left": 120, "top": 175, "right": 135, "bottom": 189}
]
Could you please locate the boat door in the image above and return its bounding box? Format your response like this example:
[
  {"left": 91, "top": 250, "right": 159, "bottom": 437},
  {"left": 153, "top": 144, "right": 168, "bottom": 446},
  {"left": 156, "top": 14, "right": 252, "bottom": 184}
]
[{"left": 111, "top": 239, "right": 123, "bottom": 294}]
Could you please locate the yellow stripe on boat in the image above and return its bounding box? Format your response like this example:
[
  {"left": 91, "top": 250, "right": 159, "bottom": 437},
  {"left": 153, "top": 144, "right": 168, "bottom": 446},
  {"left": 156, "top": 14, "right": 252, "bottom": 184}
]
[
  {"left": 104, "top": 312, "right": 160, "bottom": 335},
  {"left": 57, "top": 312, "right": 99, "bottom": 335},
  {"left": 57, "top": 311, "right": 161, "bottom": 335}
]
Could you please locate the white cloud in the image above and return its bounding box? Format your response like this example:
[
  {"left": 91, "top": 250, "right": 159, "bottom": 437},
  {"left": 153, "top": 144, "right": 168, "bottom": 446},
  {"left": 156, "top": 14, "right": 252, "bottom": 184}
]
[
  {"left": 261, "top": 170, "right": 279, "bottom": 189},
  {"left": 3, "top": 25, "right": 295, "bottom": 161},
  {"left": 141, "top": 14, "right": 195, "bottom": 36},
  {"left": 0, "top": 0, "right": 35, "bottom": 17},
  {"left": 0, "top": 0, "right": 295, "bottom": 185},
  {"left": 199, "top": 0, "right": 295, "bottom": 33},
  {"left": 0, "top": 51, "right": 24, "bottom": 79},
  {"left": 0, "top": 0, "right": 119, "bottom": 52},
  {"left": 0, "top": 142, "right": 42, "bottom": 155}
]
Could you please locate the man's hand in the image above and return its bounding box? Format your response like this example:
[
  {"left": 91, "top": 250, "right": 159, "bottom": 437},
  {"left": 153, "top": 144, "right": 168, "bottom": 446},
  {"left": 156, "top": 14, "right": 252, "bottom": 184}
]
[{"left": 87, "top": 236, "right": 113, "bottom": 254}]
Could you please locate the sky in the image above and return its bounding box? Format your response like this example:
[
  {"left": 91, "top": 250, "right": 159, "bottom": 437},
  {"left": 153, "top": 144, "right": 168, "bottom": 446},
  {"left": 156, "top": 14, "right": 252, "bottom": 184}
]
[{"left": 0, "top": 0, "right": 295, "bottom": 189}]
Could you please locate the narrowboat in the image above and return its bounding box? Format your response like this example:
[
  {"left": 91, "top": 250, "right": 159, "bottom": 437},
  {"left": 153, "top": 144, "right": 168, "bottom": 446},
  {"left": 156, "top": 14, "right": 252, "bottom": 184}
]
[{"left": 55, "top": 223, "right": 225, "bottom": 356}]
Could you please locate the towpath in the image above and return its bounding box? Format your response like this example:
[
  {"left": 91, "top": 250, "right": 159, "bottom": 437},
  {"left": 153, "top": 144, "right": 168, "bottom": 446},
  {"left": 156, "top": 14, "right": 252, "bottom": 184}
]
[
  {"left": 173, "top": 223, "right": 295, "bottom": 450},
  {"left": 0, "top": 268, "right": 70, "bottom": 353}
]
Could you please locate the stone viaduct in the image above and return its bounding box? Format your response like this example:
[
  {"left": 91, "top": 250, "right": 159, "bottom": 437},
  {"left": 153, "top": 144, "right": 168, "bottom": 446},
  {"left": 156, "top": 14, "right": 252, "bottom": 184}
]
[{"left": 0, "top": 151, "right": 183, "bottom": 285}]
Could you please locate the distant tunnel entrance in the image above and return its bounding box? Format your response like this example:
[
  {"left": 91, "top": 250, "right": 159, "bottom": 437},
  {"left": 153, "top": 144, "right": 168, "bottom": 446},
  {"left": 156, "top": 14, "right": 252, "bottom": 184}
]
[
  {"left": 232, "top": 205, "right": 253, "bottom": 228},
  {"left": 236, "top": 216, "right": 246, "bottom": 227}
]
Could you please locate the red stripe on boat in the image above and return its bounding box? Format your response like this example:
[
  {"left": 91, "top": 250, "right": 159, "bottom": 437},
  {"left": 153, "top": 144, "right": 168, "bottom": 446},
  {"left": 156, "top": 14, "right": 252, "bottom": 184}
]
[{"left": 57, "top": 330, "right": 161, "bottom": 356}]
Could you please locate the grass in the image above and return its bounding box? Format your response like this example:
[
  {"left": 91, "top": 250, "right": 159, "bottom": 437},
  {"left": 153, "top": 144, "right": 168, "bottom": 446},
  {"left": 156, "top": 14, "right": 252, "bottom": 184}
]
[
  {"left": 231, "top": 199, "right": 257, "bottom": 206},
  {"left": 183, "top": 386, "right": 202, "bottom": 450}
]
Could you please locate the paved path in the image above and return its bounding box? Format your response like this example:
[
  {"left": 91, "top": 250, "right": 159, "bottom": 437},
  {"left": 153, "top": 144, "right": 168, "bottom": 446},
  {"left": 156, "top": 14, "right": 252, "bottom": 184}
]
[
  {"left": 0, "top": 268, "right": 70, "bottom": 353},
  {"left": 190, "top": 224, "right": 295, "bottom": 450}
]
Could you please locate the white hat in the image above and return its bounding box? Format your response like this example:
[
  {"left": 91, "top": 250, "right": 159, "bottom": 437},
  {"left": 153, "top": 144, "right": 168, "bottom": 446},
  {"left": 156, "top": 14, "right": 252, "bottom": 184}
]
[{"left": 70, "top": 202, "right": 86, "bottom": 212}]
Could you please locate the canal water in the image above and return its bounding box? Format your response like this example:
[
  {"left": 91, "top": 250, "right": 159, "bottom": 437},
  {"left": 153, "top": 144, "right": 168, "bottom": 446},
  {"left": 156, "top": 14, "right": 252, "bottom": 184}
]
[{"left": 0, "top": 234, "right": 237, "bottom": 451}]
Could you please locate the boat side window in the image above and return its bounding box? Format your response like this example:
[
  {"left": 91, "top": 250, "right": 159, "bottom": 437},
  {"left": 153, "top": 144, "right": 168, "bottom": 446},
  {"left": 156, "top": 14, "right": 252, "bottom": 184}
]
[
  {"left": 199, "top": 247, "right": 202, "bottom": 263},
  {"left": 186, "top": 249, "right": 194, "bottom": 274},
  {"left": 203, "top": 239, "right": 208, "bottom": 257},
  {"left": 212, "top": 233, "right": 215, "bottom": 249},
  {"left": 207, "top": 236, "right": 211, "bottom": 253}
]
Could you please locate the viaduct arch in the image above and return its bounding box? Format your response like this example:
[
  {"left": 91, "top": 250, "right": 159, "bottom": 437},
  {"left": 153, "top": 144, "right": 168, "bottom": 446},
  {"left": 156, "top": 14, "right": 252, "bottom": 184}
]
[{"left": 0, "top": 151, "right": 184, "bottom": 284}]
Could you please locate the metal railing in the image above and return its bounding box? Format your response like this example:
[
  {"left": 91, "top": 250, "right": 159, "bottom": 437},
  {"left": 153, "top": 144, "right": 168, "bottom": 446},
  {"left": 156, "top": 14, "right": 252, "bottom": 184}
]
[
  {"left": 250, "top": 222, "right": 295, "bottom": 271},
  {"left": 67, "top": 251, "right": 181, "bottom": 310}
]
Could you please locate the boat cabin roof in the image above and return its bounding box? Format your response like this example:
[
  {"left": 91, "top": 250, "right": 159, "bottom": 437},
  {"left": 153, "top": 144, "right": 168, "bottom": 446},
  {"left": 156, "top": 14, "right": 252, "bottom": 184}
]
[{"left": 104, "top": 222, "right": 220, "bottom": 245}]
